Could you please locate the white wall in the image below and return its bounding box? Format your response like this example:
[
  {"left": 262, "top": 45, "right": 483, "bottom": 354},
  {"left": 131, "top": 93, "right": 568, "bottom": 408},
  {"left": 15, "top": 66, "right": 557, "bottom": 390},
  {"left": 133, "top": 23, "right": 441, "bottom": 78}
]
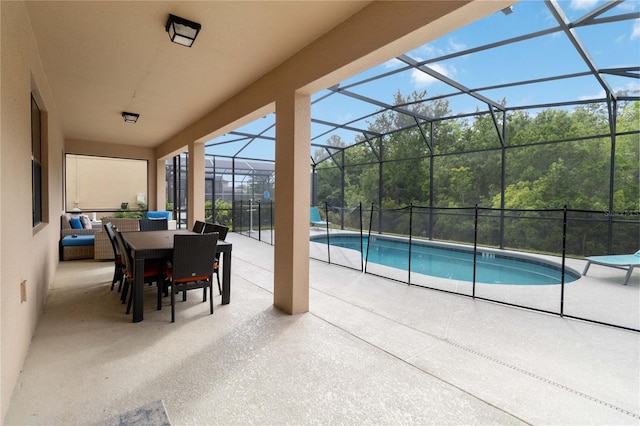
[{"left": 1, "top": 1, "right": 66, "bottom": 420}]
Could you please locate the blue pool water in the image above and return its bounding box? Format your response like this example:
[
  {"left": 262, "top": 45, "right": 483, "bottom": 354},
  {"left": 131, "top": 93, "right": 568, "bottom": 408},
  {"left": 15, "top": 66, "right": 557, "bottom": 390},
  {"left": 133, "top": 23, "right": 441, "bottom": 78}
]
[{"left": 311, "top": 234, "right": 580, "bottom": 285}]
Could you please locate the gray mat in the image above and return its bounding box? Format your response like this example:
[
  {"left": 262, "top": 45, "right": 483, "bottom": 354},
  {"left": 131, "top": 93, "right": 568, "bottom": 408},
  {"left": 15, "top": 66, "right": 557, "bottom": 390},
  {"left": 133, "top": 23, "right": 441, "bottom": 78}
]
[{"left": 96, "top": 400, "right": 171, "bottom": 426}]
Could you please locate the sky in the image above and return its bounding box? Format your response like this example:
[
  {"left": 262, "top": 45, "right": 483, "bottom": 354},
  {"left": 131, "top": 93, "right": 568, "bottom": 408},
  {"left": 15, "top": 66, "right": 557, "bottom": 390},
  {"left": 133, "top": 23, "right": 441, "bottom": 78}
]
[{"left": 205, "top": 0, "right": 640, "bottom": 161}]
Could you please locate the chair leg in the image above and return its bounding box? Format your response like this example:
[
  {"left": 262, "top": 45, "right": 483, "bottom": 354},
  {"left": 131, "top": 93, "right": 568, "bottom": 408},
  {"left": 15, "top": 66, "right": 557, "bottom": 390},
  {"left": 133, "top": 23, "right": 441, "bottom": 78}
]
[
  {"left": 157, "top": 282, "right": 163, "bottom": 310},
  {"left": 111, "top": 267, "right": 118, "bottom": 291},
  {"left": 215, "top": 269, "right": 222, "bottom": 295},
  {"left": 209, "top": 284, "right": 214, "bottom": 314},
  {"left": 126, "top": 284, "right": 133, "bottom": 315},
  {"left": 121, "top": 277, "right": 129, "bottom": 304},
  {"left": 171, "top": 284, "right": 176, "bottom": 323},
  {"left": 116, "top": 267, "right": 125, "bottom": 293},
  {"left": 156, "top": 275, "right": 164, "bottom": 311}
]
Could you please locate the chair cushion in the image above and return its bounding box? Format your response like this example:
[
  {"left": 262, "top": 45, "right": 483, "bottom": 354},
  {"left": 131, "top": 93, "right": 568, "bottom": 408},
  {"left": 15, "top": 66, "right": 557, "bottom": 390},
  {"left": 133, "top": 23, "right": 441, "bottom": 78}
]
[
  {"left": 174, "top": 275, "right": 211, "bottom": 284},
  {"left": 61, "top": 235, "right": 95, "bottom": 246},
  {"left": 146, "top": 211, "right": 171, "bottom": 220},
  {"left": 69, "top": 218, "right": 83, "bottom": 229}
]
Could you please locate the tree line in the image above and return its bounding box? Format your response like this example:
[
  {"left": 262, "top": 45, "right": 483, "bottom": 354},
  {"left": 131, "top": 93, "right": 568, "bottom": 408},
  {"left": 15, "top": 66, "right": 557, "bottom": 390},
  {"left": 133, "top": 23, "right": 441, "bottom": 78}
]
[{"left": 314, "top": 92, "right": 639, "bottom": 256}]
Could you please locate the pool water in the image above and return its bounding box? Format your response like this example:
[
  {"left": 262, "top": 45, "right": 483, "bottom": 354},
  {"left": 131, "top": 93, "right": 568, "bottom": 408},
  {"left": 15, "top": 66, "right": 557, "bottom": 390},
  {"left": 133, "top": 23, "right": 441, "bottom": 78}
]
[{"left": 311, "top": 234, "right": 579, "bottom": 285}]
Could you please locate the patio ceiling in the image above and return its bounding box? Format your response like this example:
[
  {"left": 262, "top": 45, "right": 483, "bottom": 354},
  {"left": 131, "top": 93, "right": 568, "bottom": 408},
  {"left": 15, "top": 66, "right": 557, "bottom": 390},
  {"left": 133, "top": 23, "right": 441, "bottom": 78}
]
[{"left": 24, "top": 1, "right": 371, "bottom": 148}]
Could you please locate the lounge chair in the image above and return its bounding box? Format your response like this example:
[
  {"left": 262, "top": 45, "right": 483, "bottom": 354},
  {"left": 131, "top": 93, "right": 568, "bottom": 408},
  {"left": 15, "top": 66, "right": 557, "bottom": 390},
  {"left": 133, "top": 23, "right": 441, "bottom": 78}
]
[
  {"left": 582, "top": 250, "right": 640, "bottom": 285},
  {"left": 310, "top": 206, "right": 331, "bottom": 229}
]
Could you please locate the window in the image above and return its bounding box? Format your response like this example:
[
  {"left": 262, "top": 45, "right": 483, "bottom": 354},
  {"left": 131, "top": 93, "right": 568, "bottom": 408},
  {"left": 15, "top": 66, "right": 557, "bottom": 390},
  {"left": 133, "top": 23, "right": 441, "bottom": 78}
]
[
  {"left": 65, "top": 154, "right": 148, "bottom": 212},
  {"left": 32, "top": 94, "right": 42, "bottom": 227}
]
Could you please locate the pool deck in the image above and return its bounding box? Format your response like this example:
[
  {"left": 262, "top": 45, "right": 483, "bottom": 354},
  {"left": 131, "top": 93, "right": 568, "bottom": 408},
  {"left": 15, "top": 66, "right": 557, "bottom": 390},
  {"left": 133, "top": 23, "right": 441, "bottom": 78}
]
[
  {"left": 308, "top": 230, "right": 640, "bottom": 331},
  {"left": 5, "top": 232, "right": 639, "bottom": 425}
]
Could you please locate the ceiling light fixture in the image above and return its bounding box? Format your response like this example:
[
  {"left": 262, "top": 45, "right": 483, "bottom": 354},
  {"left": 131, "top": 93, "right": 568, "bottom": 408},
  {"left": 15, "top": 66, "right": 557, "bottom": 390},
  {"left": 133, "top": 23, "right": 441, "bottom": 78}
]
[
  {"left": 501, "top": 6, "right": 514, "bottom": 15},
  {"left": 165, "top": 14, "right": 201, "bottom": 48},
  {"left": 122, "top": 112, "right": 139, "bottom": 123}
]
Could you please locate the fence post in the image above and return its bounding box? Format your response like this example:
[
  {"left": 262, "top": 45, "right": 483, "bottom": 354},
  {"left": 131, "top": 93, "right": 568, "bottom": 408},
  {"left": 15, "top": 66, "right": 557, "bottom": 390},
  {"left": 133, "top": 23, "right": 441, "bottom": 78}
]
[
  {"left": 473, "top": 204, "right": 478, "bottom": 298},
  {"left": 365, "top": 203, "right": 375, "bottom": 273},
  {"left": 359, "top": 202, "right": 364, "bottom": 272},
  {"left": 560, "top": 205, "right": 567, "bottom": 316},
  {"left": 408, "top": 203, "right": 413, "bottom": 285},
  {"left": 258, "top": 200, "right": 262, "bottom": 242},
  {"left": 325, "top": 201, "right": 331, "bottom": 264},
  {"left": 270, "top": 200, "right": 274, "bottom": 246}
]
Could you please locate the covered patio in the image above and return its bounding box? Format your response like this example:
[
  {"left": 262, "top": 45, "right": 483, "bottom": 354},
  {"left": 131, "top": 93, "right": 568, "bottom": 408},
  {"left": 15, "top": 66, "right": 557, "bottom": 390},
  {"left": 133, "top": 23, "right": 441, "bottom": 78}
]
[
  {"left": 2, "top": 1, "right": 638, "bottom": 423},
  {"left": 5, "top": 234, "right": 639, "bottom": 424},
  {"left": 4, "top": 2, "right": 521, "bottom": 420}
]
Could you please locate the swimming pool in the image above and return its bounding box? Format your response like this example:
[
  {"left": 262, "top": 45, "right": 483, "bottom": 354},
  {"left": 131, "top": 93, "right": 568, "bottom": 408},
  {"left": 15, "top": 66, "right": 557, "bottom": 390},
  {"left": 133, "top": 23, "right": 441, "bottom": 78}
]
[{"left": 311, "top": 234, "right": 580, "bottom": 285}]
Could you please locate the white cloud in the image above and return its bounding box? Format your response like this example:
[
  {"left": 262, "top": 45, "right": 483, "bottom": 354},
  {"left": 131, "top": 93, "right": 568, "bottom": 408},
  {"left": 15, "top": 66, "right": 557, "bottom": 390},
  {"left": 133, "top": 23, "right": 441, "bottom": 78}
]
[
  {"left": 631, "top": 19, "right": 640, "bottom": 40},
  {"left": 448, "top": 39, "right": 467, "bottom": 53},
  {"left": 384, "top": 58, "right": 404, "bottom": 69},
  {"left": 616, "top": 81, "right": 640, "bottom": 96},
  {"left": 411, "top": 63, "right": 455, "bottom": 88},
  {"left": 569, "top": 0, "right": 600, "bottom": 10},
  {"left": 577, "top": 81, "right": 640, "bottom": 101},
  {"left": 408, "top": 43, "right": 444, "bottom": 60},
  {"left": 578, "top": 89, "right": 605, "bottom": 101}
]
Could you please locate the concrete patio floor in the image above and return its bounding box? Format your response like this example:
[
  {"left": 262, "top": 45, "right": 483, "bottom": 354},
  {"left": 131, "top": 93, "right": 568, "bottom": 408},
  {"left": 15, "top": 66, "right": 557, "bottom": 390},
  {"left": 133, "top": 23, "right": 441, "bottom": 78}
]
[{"left": 4, "top": 233, "right": 639, "bottom": 425}]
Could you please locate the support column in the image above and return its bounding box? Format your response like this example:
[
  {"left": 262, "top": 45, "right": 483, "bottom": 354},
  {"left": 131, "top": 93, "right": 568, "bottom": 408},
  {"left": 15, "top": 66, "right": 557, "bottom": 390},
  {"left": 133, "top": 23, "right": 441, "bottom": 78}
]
[
  {"left": 188, "top": 141, "right": 205, "bottom": 230},
  {"left": 274, "top": 91, "right": 310, "bottom": 314},
  {"left": 156, "top": 158, "right": 166, "bottom": 211}
]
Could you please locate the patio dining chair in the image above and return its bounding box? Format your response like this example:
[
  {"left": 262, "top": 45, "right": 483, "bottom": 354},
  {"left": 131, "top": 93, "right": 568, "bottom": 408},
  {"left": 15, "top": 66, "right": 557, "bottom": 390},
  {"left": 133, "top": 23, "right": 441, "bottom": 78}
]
[
  {"left": 139, "top": 218, "right": 168, "bottom": 232},
  {"left": 165, "top": 233, "right": 218, "bottom": 322},
  {"left": 203, "top": 223, "right": 229, "bottom": 294},
  {"left": 113, "top": 227, "right": 166, "bottom": 314},
  {"left": 103, "top": 222, "right": 124, "bottom": 291},
  {"left": 192, "top": 220, "right": 206, "bottom": 234}
]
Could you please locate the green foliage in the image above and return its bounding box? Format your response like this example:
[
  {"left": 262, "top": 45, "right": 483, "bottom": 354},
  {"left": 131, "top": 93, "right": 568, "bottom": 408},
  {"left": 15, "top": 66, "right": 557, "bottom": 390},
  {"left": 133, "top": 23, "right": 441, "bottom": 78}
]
[
  {"left": 207, "top": 199, "right": 233, "bottom": 226},
  {"left": 314, "top": 93, "right": 639, "bottom": 256},
  {"left": 114, "top": 201, "right": 147, "bottom": 219}
]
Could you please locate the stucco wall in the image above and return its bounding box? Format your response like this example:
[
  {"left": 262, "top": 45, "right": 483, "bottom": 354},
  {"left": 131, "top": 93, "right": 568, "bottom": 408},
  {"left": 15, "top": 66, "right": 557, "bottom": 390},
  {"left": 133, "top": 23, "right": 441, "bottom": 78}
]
[{"left": 1, "top": 1, "right": 66, "bottom": 419}]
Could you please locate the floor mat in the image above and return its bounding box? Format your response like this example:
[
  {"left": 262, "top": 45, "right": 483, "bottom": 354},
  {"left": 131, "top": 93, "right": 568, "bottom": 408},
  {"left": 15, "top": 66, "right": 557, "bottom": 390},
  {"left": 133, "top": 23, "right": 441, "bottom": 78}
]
[{"left": 95, "top": 400, "right": 170, "bottom": 426}]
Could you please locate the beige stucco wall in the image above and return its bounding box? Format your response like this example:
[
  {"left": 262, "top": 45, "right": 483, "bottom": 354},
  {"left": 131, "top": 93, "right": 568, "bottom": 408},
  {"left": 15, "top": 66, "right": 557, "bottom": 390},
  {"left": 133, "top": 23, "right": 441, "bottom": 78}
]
[{"left": 1, "top": 1, "right": 66, "bottom": 419}]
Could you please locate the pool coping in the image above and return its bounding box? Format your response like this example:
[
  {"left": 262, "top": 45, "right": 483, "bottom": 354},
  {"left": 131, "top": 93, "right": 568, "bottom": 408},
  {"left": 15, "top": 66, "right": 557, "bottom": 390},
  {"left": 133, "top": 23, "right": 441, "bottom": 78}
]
[{"left": 310, "top": 232, "right": 582, "bottom": 283}]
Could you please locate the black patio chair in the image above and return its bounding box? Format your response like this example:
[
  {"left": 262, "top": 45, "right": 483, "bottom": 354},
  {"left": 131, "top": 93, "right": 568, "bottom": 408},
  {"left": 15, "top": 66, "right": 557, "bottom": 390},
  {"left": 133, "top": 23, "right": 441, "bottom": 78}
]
[
  {"left": 165, "top": 233, "right": 218, "bottom": 322},
  {"left": 192, "top": 220, "right": 206, "bottom": 234},
  {"left": 103, "top": 222, "right": 124, "bottom": 291},
  {"left": 113, "top": 228, "right": 165, "bottom": 314},
  {"left": 203, "top": 223, "right": 229, "bottom": 294},
  {"left": 139, "top": 218, "right": 168, "bottom": 232}
]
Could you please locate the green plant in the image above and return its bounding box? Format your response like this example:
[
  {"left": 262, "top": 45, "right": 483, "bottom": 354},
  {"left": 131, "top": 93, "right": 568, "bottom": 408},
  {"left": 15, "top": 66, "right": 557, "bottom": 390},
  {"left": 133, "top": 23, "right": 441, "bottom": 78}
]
[{"left": 114, "top": 201, "right": 147, "bottom": 219}]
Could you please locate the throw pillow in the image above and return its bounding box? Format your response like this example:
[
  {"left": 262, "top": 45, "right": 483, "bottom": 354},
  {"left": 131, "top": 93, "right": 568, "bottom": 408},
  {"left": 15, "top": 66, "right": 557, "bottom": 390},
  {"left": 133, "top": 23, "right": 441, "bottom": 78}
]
[
  {"left": 79, "top": 215, "right": 92, "bottom": 229},
  {"left": 70, "top": 217, "right": 83, "bottom": 229},
  {"left": 147, "top": 211, "right": 170, "bottom": 220}
]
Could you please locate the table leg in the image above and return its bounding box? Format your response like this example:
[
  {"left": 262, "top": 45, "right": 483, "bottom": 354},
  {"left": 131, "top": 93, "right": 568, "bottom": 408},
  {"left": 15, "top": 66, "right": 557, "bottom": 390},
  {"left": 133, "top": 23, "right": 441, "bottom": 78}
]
[
  {"left": 133, "top": 258, "right": 145, "bottom": 322},
  {"left": 222, "top": 251, "right": 231, "bottom": 304}
]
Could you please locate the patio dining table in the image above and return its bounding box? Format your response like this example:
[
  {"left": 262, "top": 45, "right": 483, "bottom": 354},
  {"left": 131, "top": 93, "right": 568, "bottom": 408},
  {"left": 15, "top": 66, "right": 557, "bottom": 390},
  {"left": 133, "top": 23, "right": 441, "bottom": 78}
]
[{"left": 122, "top": 229, "right": 232, "bottom": 322}]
